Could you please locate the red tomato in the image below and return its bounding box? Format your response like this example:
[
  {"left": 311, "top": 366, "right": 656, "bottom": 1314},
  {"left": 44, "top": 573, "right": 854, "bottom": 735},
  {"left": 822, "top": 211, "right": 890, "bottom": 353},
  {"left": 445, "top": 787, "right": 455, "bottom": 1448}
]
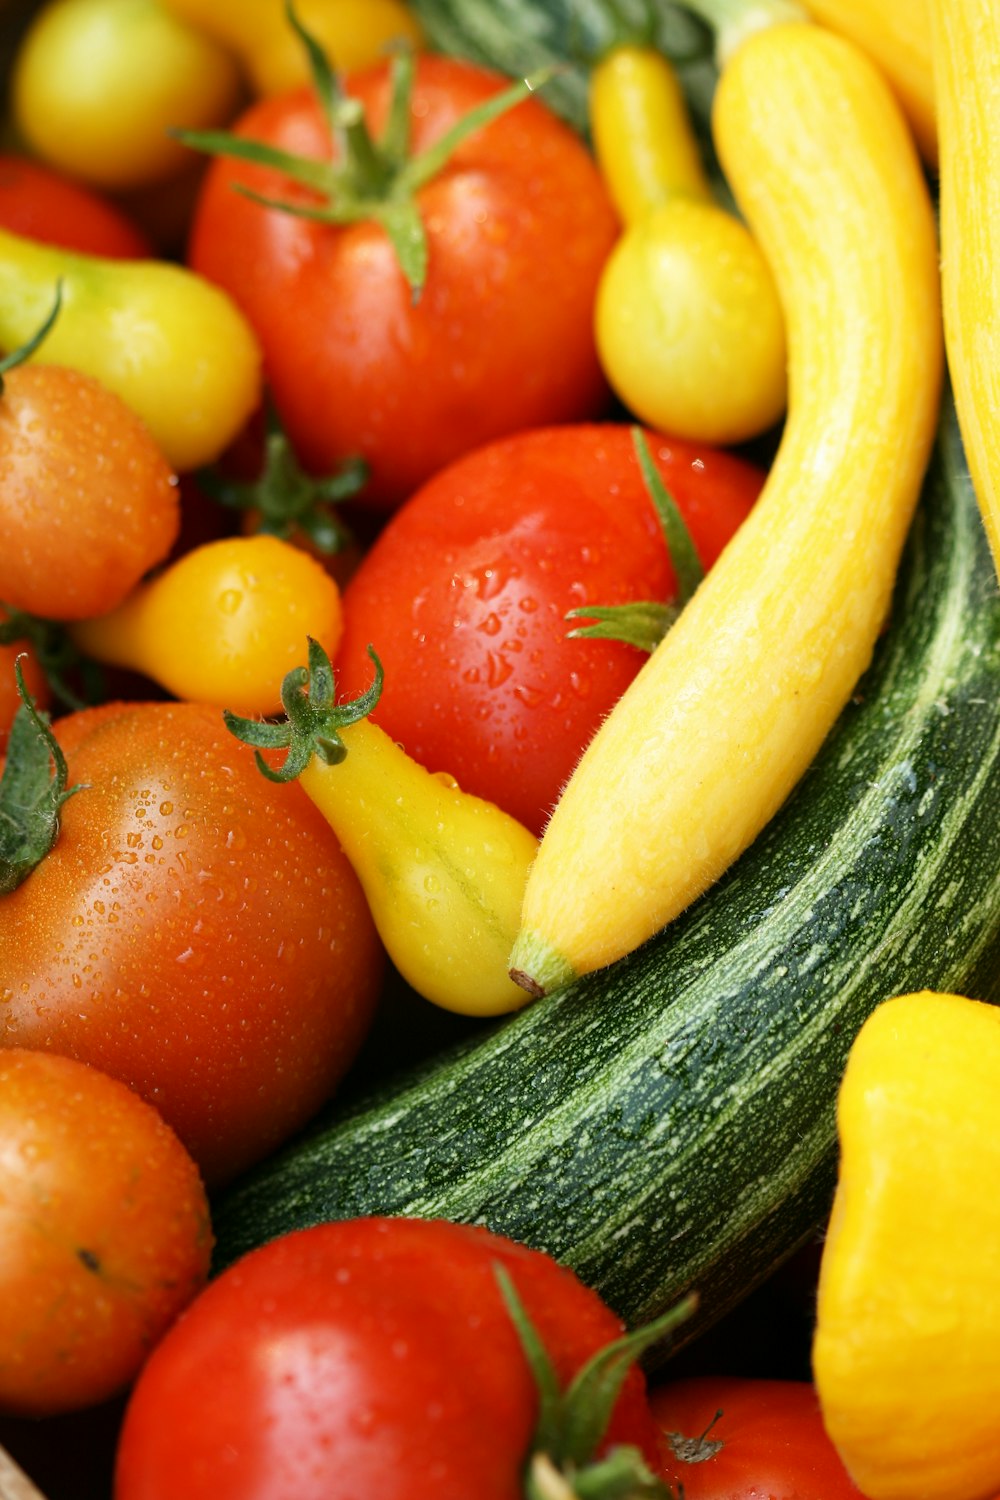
[
  {"left": 651, "top": 1376, "right": 865, "bottom": 1498},
  {"left": 0, "top": 153, "right": 152, "bottom": 257},
  {"left": 335, "top": 424, "right": 763, "bottom": 835},
  {"left": 0, "top": 1049, "right": 211, "bottom": 1417},
  {"left": 0, "top": 699, "right": 384, "bottom": 1185},
  {"left": 187, "top": 55, "right": 619, "bottom": 508},
  {"left": 115, "top": 1216, "right": 662, "bottom": 1500},
  {"left": 0, "top": 363, "right": 180, "bottom": 621}
]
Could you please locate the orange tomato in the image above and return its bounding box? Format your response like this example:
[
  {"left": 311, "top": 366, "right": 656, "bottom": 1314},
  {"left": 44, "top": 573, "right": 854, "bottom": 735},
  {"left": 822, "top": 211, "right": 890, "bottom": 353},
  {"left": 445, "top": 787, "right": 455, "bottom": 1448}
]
[
  {"left": 0, "top": 364, "right": 180, "bottom": 621},
  {"left": 0, "top": 699, "right": 385, "bottom": 1185},
  {"left": 0, "top": 1048, "right": 212, "bottom": 1417}
]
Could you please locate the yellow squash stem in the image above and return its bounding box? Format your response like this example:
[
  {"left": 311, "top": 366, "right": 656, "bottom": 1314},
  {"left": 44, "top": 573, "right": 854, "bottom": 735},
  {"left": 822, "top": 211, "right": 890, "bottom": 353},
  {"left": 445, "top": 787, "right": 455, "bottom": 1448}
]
[
  {"left": 802, "top": 0, "right": 936, "bottom": 164},
  {"left": 509, "top": 19, "right": 942, "bottom": 997},
  {"left": 928, "top": 0, "right": 1000, "bottom": 578},
  {"left": 813, "top": 991, "right": 1000, "bottom": 1500}
]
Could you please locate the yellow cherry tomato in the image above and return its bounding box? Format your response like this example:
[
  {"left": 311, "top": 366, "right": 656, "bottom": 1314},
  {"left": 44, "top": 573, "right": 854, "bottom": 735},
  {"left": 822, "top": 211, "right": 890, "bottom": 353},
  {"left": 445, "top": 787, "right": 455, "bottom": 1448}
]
[
  {"left": 161, "top": 0, "right": 423, "bottom": 96},
  {"left": 594, "top": 197, "right": 788, "bottom": 446},
  {"left": 11, "top": 0, "right": 244, "bottom": 191},
  {"left": 70, "top": 535, "right": 344, "bottom": 716}
]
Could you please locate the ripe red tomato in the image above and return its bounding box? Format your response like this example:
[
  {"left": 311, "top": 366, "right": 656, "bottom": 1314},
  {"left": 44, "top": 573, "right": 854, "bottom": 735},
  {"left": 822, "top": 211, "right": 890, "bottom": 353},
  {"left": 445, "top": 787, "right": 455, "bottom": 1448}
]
[
  {"left": 650, "top": 1376, "right": 865, "bottom": 1498},
  {"left": 0, "top": 699, "right": 384, "bottom": 1185},
  {"left": 0, "top": 363, "right": 180, "bottom": 621},
  {"left": 114, "top": 1216, "right": 662, "bottom": 1500},
  {"left": 0, "top": 1048, "right": 211, "bottom": 1417},
  {"left": 187, "top": 55, "right": 619, "bottom": 508},
  {"left": 0, "top": 152, "right": 153, "bottom": 258},
  {"left": 335, "top": 424, "right": 763, "bottom": 835}
]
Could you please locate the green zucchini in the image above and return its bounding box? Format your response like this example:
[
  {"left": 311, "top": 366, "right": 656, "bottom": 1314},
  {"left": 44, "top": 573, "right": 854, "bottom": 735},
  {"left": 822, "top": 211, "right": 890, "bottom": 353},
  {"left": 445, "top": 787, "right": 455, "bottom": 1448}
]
[
  {"left": 213, "top": 397, "right": 1000, "bottom": 1359},
  {"left": 407, "top": 0, "right": 716, "bottom": 138}
]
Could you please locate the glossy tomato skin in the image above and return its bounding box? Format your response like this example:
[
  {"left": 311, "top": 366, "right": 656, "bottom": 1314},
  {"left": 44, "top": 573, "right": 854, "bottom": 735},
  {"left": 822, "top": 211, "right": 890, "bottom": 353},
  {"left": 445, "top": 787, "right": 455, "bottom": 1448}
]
[
  {"left": 0, "top": 153, "right": 153, "bottom": 258},
  {"left": 0, "top": 700, "right": 384, "bottom": 1186},
  {"left": 335, "top": 424, "right": 763, "bottom": 834},
  {"left": 115, "top": 1216, "right": 661, "bottom": 1500},
  {"left": 0, "top": 364, "right": 180, "bottom": 621},
  {"left": 651, "top": 1376, "right": 865, "bottom": 1498},
  {"left": 187, "top": 56, "right": 619, "bottom": 508},
  {"left": 0, "top": 1049, "right": 211, "bottom": 1417}
]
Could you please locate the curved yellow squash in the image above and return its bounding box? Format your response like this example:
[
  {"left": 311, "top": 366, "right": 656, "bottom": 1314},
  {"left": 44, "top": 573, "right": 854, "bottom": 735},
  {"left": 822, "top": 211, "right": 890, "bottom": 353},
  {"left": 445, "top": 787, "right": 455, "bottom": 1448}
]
[
  {"left": 814, "top": 991, "right": 1000, "bottom": 1500},
  {"left": 509, "top": 22, "right": 942, "bottom": 997},
  {"left": 928, "top": 0, "right": 1000, "bottom": 578},
  {"left": 804, "top": 0, "right": 936, "bottom": 164}
]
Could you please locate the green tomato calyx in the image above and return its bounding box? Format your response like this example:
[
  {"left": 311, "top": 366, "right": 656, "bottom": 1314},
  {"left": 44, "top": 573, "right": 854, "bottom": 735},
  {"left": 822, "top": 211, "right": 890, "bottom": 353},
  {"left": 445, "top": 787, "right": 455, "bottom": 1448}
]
[
  {"left": 0, "top": 280, "right": 62, "bottom": 397},
  {"left": 565, "top": 428, "right": 704, "bottom": 653},
  {"left": 198, "top": 402, "right": 366, "bottom": 556},
  {"left": 0, "top": 657, "right": 87, "bottom": 895},
  {"left": 496, "top": 1264, "right": 694, "bottom": 1499},
  {"left": 223, "top": 637, "right": 382, "bottom": 783},
  {"left": 175, "top": 1, "right": 556, "bottom": 300}
]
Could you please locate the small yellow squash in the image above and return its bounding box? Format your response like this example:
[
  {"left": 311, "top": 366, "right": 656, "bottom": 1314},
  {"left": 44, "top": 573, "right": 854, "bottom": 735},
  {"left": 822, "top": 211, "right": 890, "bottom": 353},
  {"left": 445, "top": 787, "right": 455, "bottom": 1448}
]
[
  {"left": 927, "top": 0, "right": 1000, "bottom": 579},
  {"left": 510, "top": 19, "right": 942, "bottom": 996},
  {"left": 814, "top": 990, "right": 1000, "bottom": 1500}
]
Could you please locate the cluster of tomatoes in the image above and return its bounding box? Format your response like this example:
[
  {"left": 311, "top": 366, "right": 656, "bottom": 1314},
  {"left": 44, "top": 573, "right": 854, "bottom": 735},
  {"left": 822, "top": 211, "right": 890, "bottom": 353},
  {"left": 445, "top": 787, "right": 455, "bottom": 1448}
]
[{"left": 0, "top": 0, "right": 866, "bottom": 1495}]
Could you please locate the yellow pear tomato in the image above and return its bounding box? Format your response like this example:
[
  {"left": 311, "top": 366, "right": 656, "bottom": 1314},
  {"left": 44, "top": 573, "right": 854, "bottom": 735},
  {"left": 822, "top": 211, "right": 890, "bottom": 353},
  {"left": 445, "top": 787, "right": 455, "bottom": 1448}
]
[
  {"left": 11, "top": 0, "right": 243, "bottom": 190},
  {"left": 595, "top": 196, "right": 788, "bottom": 447}
]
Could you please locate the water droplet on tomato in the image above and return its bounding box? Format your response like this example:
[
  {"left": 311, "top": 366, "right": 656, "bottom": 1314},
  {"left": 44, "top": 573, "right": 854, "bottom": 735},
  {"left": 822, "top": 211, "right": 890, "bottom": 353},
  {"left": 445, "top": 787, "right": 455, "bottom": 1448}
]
[
  {"left": 477, "top": 612, "right": 502, "bottom": 636},
  {"left": 218, "top": 589, "right": 243, "bottom": 615},
  {"left": 476, "top": 558, "right": 519, "bottom": 600},
  {"left": 513, "top": 684, "right": 545, "bottom": 710},
  {"left": 486, "top": 652, "right": 513, "bottom": 687}
]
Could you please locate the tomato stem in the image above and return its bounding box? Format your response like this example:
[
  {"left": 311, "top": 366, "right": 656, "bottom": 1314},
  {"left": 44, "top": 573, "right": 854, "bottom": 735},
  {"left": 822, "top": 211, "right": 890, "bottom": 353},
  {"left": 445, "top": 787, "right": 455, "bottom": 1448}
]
[
  {"left": 175, "top": 0, "right": 555, "bottom": 299},
  {"left": 0, "top": 658, "right": 86, "bottom": 895},
  {"left": 0, "top": 607, "right": 99, "bottom": 712},
  {"left": 0, "top": 280, "right": 62, "bottom": 396},
  {"left": 223, "top": 637, "right": 383, "bottom": 783},
  {"left": 495, "top": 1264, "right": 694, "bottom": 1499},
  {"left": 564, "top": 428, "right": 704, "bottom": 653},
  {"left": 197, "top": 402, "right": 365, "bottom": 555},
  {"left": 176, "top": 0, "right": 560, "bottom": 301}
]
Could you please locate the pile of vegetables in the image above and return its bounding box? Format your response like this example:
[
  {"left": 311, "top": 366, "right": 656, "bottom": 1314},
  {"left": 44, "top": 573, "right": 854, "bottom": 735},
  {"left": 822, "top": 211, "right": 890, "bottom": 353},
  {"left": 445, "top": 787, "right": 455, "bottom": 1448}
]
[{"left": 1, "top": 0, "right": 999, "bottom": 1496}]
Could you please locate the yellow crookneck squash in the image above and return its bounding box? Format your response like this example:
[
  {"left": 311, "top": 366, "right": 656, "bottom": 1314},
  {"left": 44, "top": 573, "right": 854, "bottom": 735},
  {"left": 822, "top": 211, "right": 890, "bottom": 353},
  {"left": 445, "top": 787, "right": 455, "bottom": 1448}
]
[
  {"left": 803, "top": 0, "right": 936, "bottom": 164},
  {"left": 927, "top": 0, "right": 1000, "bottom": 579},
  {"left": 509, "top": 12, "right": 942, "bottom": 997},
  {"left": 814, "top": 990, "right": 1000, "bottom": 1500}
]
